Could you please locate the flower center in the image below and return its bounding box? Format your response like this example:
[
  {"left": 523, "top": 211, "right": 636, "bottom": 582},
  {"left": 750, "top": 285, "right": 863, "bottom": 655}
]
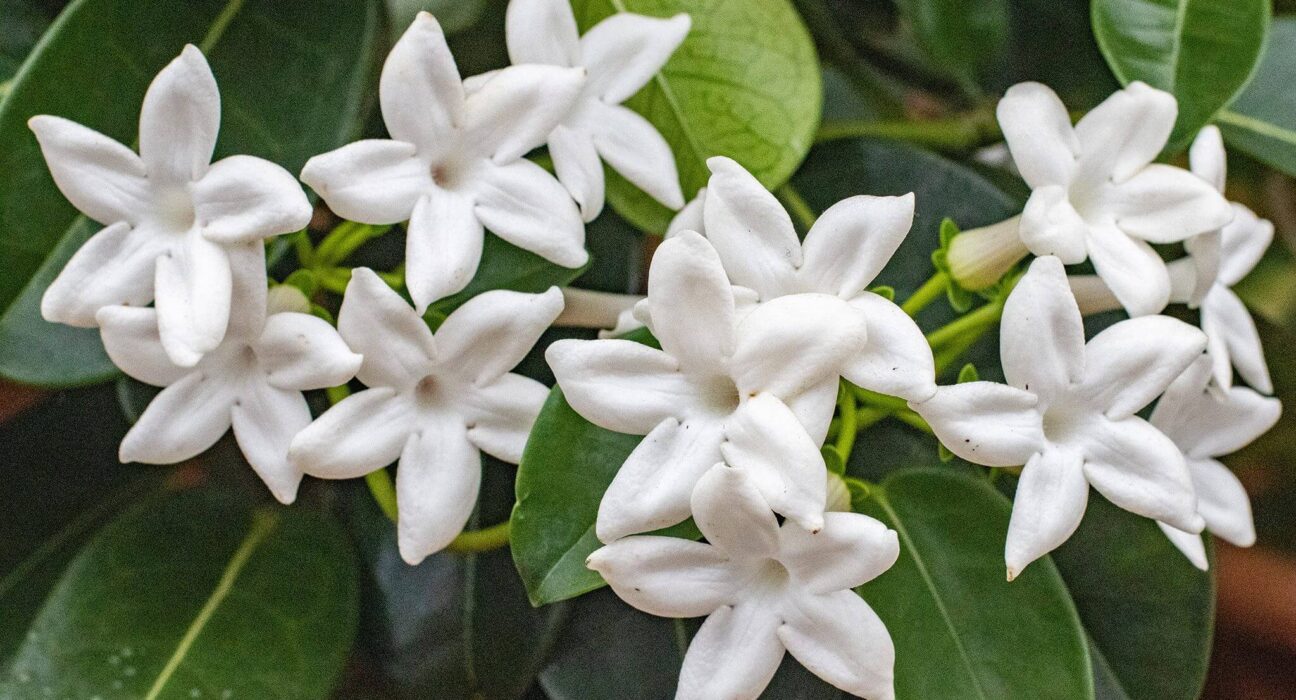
[
  {"left": 698, "top": 375, "right": 741, "bottom": 417},
  {"left": 156, "top": 186, "right": 196, "bottom": 233},
  {"left": 751, "top": 557, "right": 792, "bottom": 597},
  {"left": 414, "top": 375, "right": 443, "bottom": 407}
]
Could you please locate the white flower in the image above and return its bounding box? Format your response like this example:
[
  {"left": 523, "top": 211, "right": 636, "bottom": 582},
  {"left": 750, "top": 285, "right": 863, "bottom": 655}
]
[
  {"left": 910, "top": 256, "right": 1208, "bottom": 579},
  {"left": 489, "top": 0, "right": 688, "bottom": 221},
  {"left": 687, "top": 156, "right": 935, "bottom": 402},
  {"left": 32, "top": 45, "right": 313, "bottom": 367},
  {"left": 588, "top": 464, "right": 898, "bottom": 700},
  {"left": 300, "top": 13, "right": 588, "bottom": 312},
  {"left": 1152, "top": 355, "right": 1281, "bottom": 570},
  {"left": 289, "top": 268, "right": 563, "bottom": 564},
  {"left": 983, "top": 81, "right": 1232, "bottom": 315},
  {"left": 547, "top": 231, "right": 867, "bottom": 541},
  {"left": 99, "top": 243, "right": 361, "bottom": 504}
]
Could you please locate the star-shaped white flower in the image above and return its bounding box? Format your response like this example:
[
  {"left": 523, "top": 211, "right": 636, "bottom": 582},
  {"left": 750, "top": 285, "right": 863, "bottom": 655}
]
[
  {"left": 910, "top": 256, "right": 1207, "bottom": 579},
  {"left": 98, "top": 243, "right": 361, "bottom": 504},
  {"left": 1152, "top": 355, "right": 1281, "bottom": 570},
  {"left": 301, "top": 13, "right": 588, "bottom": 312},
  {"left": 289, "top": 268, "right": 563, "bottom": 563},
  {"left": 547, "top": 231, "right": 867, "bottom": 542},
  {"left": 588, "top": 464, "right": 898, "bottom": 700},
  {"left": 32, "top": 45, "right": 313, "bottom": 367},
  {"left": 491, "top": 0, "right": 688, "bottom": 221},
  {"left": 991, "top": 81, "right": 1232, "bottom": 316}
]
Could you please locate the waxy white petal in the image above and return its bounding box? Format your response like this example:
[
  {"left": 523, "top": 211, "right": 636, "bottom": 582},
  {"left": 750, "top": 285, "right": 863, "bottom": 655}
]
[
  {"left": 588, "top": 101, "right": 684, "bottom": 209},
  {"left": 299, "top": 139, "right": 431, "bottom": 224},
  {"left": 139, "top": 45, "right": 219, "bottom": 184},
  {"left": 1081, "top": 416, "right": 1201, "bottom": 533},
  {"left": 580, "top": 13, "right": 690, "bottom": 104},
  {"left": 1189, "top": 125, "right": 1227, "bottom": 192},
  {"left": 1001, "top": 256, "right": 1085, "bottom": 403},
  {"left": 676, "top": 603, "right": 784, "bottom": 700},
  {"left": 96, "top": 305, "right": 187, "bottom": 387},
  {"left": 1218, "top": 204, "right": 1273, "bottom": 286},
  {"left": 436, "top": 287, "right": 563, "bottom": 385},
  {"left": 1073, "top": 81, "right": 1175, "bottom": 183},
  {"left": 1190, "top": 457, "right": 1256, "bottom": 547},
  {"left": 587, "top": 537, "right": 736, "bottom": 617},
  {"left": 120, "top": 370, "right": 234, "bottom": 464},
  {"left": 731, "top": 293, "right": 867, "bottom": 398},
  {"left": 549, "top": 123, "right": 605, "bottom": 221},
  {"left": 690, "top": 464, "right": 781, "bottom": 559},
  {"left": 703, "top": 156, "right": 800, "bottom": 298},
  {"left": 1004, "top": 447, "right": 1087, "bottom": 580},
  {"left": 231, "top": 380, "right": 311, "bottom": 504},
  {"left": 842, "top": 292, "right": 936, "bottom": 402},
  {"left": 1107, "top": 164, "right": 1232, "bottom": 243},
  {"left": 720, "top": 393, "right": 828, "bottom": 532},
  {"left": 780, "top": 590, "right": 896, "bottom": 700},
  {"left": 193, "top": 155, "right": 313, "bottom": 243},
  {"left": 473, "top": 158, "right": 587, "bottom": 268},
  {"left": 27, "top": 116, "right": 150, "bottom": 225},
  {"left": 1158, "top": 522, "right": 1209, "bottom": 571},
  {"left": 42, "top": 222, "right": 163, "bottom": 327},
  {"left": 799, "top": 194, "right": 914, "bottom": 298},
  {"left": 645, "top": 231, "right": 735, "bottom": 375},
  {"left": 1203, "top": 286, "right": 1272, "bottom": 394},
  {"left": 290, "top": 387, "right": 414, "bottom": 479},
  {"left": 996, "top": 82, "right": 1077, "bottom": 188},
  {"left": 1153, "top": 364, "right": 1280, "bottom": 458},
  {"left": 380, "top": 12, "right": 463, "bottom": 156},
  {"left": 666, "top": 187, "right": 706, "bottom": 238},
  {"left": 1079, "top": 315, "right": 1206, "bottom": 420},
  {"left": 779, "top": 512, "right": 900, "bottom": 593},
  {"left": 1084, "top": 221, "right": 1170, "bottom": 317},
  {"left": 338, "top": 267, "right": 437, "bottom": 389},
  {"left": 395, "top": 408, "right": 481, "bottom": 564},
  {"left": 911, "top": 382, "right": 1044, "bottom": 467},
  {"left": 1018, "top": 186, "right": 1089, "bottom": 264},
  {"left": 546, "top": 338, "right": 700, "bottom": 435},
  {"left": 463, "top": 64, "right": 586, "bottom": 163},
  {"left": 154, "top": 231, "right": 232, "bottom": 367},
  {"left": 405, "top": 189, "right": 484, "bottom": 312},
  {"left": 257, "top": 312, "right": 362, "bottom": 391},
  {"left": 505, "top": 0, "right": 581, "bottom": 66},
  {"left": 461, "top": 372, "right": 550, "bottom": 463}
]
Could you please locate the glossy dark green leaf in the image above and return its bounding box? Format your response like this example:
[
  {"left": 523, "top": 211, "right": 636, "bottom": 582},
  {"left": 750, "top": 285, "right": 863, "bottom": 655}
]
[
  {"left": 856, "top": 469, "right": 1094, "bottom": 699},
  {"left": 894, "top": 0, "right": 1009, "bottom": 90},
  {"left": 571, "top": 0, "right": 822, "bottom": 234},
  {"left": 0, "top": 0, "right": 382, "bottom": 387},
  {"left": 0, "top": 488, "right": 359, "bottom": 697},
  {"left": 428, "top": 233, "right": 589, "bottom": 316},
  {"left": 1091, "top": 0, "right": 1269, "bottom": 151},
  {"left": 1051, "top": 493, "right": 1215, "bottom": 700},
  {"left": 0, "top": 0, "right": 56, "bottom": 84},
  {"left": 983, "top": 0, "right": 1119, "bottom": 110},
  {"left": 1216, "top": 18, "right": 1296, "bottom": 179}
]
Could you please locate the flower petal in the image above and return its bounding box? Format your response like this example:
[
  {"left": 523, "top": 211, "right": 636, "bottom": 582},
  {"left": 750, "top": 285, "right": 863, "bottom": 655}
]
[
  {"left": 799, "top": 194, "right": 914, "bottom": 297},
  {"left": 231, "top": 380, "right": 311, "bottom": 504},
  {"left": 1218, "top": 204, "right": 1273, "bottom": 286},
  {"left": 138, "top": 45, "right": 219, "bottom": 184},
  {"left": 1073, "top": 81, "right": 1176, "bottom": 183},
  {"left": 462, "top": 64, "right": 585, "bottom": 163},
  {"left": 1085, "top": 221, "right": 1170, "bottom": 317},
  {"left": 338, "top": 267, "right": 436, "bottom": 389},
  {"left": 1189, "top": 125, "right": 1226, "bottom": 192},
  {"left": 731, "top": 293, "right": 867, "bottom": 398},
  {"left": 405, "top": 189, "right": 484, "bottom": 312},
  {"left": 691, "top": 463, "right": 781, "bottom": 559},
  {"left": 996, "top": 82, "right": 1078, "bottom": 188},
  {"left": 41, "top": 222, "right": 163, "bottom": 327},
  {"left": 380, "top": 12, "right": 463, "bottom": 156},
  {"left": 95, "top": 305, "right": 186, "bottom": 386},
  {"left": 1000, "top": 255, "right": 1085, "bottom": 403},
  {"left": 702, "top": 156, "right": 800, "bottom": 298},
  {"left": 299, "top": 139, "right": 431, "bottom": 224},
  {"left": 461, "top": 372, "right": 550, "bottom": 463},
  {"left": 1153, "top": 363, "right": 1280, "bottom": 458},
  {"left": 720, "top": 393, "right": 828, "bottom": 532},
  {"left": 154, "top": 231, "right": 232, "bottom": 367},
  {"left": 257, "top": 312, "right": 362, "bottom": 391},
  {"left": 909, "top": 382, "right": 1044, "bottom": 467},
  {"left": 1081, "top": 416, "right": 1201, "bottom": 533},
  {"left": 436, "top": 287, "right": 563, "bottom": 385},
  {"left": 1157, "top": 522, "right": 1209, "bottom": 571},
  {"left": 1205, "top": 286, "right": 1273, "bottom": 394},
  {"left": 785, "top": 376, "right": 839, "bottom": 446},
  {"left": 546, "top": 337, "right": 699, "bottom": 435},
  {"left": 290, "top": 387, "right": 414, "bottom": 479},
  {"left": 666, "top": 187, "right": 706, "bottom": 237},
  {"left": 549, "top": 123, "right": 605, "bottom": 221},
  {"left": 587, "top": 101, "right": 684, "bottom": 210},
  {"left": 1004, "top": 447, "right": 1088, "bottom": 580},
  {"left": 586, "top": 537, "right": 736, "bottom": 617},
  {"left": 676, "top": 603, "right": 785, "bottom": 700},
  {"left": 119, "top": 369, "right": 234, "bottom": 464},
  {"left": 473, "top": 158, "right": 587, "bottom": 268},
  {"left": 779, "top": 590, "right": 896, "bottom": 700},
  {"left": 1018, "top": 186, "right": 1089, "bottom": 264},
  {"left": 27, "top": 116, "right": 150, "bottom": 224},
  {"left": 1107, "top": 164, "right": 1232, "bottom": 243},
  {"left": 646, "top": 231, "right": 735, "bottom": 376},
  {"left": 504, "top": 0, "right": 580, "bottom": 66},
  {"left": 779, "top": 512, "right": 899, "bottom": 593},
  {"left": 580, "top": 12, "right": 690, "bottom": 104},
  {"left": 1182, "top": 230, "right": 1221, "bottom": 308},
  {"left": 1078, "top": 315, "right": 1206, "bottom": 420},
  {"left": 395, "top": 408, "right": 481, "bottom": 564},
  {"left": 595, "top": 416, "right": 725, "bottom": 542},
  {"left": 1190, "top": 456, "right": 1256, "bottom": 547},
  {"left": 193, "top": 155, "right": 313, "bottom": 243}
]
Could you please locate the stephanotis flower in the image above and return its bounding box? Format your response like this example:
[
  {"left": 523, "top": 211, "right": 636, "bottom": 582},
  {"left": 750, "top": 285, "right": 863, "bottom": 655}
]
[
  {"left": 484, "top": 0, "right": 688, "bottom": 221},
  {"left": 588, "top": 464, "right": 898, "bottom": 700},
  {"left": 1152, "top": 355, "right": 1281, "bottom": 570},
  {"left": 98, "top": 244, "right": 361, "bottom": 504},
  {"left": 947, "top": 81, "right": 1232, "bottom": 316},
  {"left": 910, "top": 256, "right": 1208, "bottom": 579},
  {"left": 547, "top": 231, "right": 867, "bottom": 542},
  {"left": 300, "top": 13, "right": 588, "bottom": 312},
  {"left": 32, "top": 45, "right": 313, "bottom": 367},
  {"left": 289, "top": 268, "right": 563, "bottom": 564}
]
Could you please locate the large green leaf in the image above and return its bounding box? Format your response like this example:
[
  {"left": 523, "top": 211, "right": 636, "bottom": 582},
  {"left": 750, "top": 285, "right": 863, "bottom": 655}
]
[
  {"left": 894, "top": 0, "right": 1009, "bottom": 91},
  {"left": 571, "top": 0, "right": 822, "bottom": 234},
  {"left": 1051, "top": 493, "right": 1216, "bottom": 700},
  {"left": 0, "top": 0, "right": 382, "bottom": 387},
  {"left": 0, "top": 488, "right": 359, "bottom": 697},
  {"left": 1216, "top": 18, "right": 1296, "bottom": 178},
  {"left": 1091, "top": 0, "right": 1270, "bottom": 151},
  {"left": 0, "top": 0, "right": 56, "bottom": 85},
  {"left": 428, "top": 233, "right": 589, "bottom": 316},
  {"left": 856, "top": 469, "right": 1094, "bottom": 699}
]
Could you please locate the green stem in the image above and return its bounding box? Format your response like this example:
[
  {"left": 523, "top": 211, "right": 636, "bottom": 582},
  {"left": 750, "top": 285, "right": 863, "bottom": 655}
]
[
  {"left": 446, "top": 521, "right": 511, "bottom": 554},
  {"left": 833, "top": 382, "right": 858, "bottom": 461},
  {"left": 900, "top": 272, "right": 948, "bottom": 316},
  {"left": 892, "top": 408, "right": 933, "bottom": 434},
  {"left": 817, "top": 111, "right": 999, "bottom": 150},
  {"left": 776, "top": 183, "right": 818, "bottom": 232},
  {"left": 365, "top": 470, "right": 399, "bottom": 523},
  {"left": 925, "top": 299, "right": 1004, "bottom": 351}
]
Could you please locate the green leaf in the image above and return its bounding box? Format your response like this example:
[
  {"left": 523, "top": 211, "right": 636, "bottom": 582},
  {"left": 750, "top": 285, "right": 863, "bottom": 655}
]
[
  {"left": 571, "top": 0, "right": 822, "bottom": 234},
  {"left": 429, "top": 233, "right": 589, "bottom": 316},
  {"left": 856, "top": 469, "right": 1094, "bottom": 699},
  {"left": 0, "top": 488, "right": 359, "bottom": 698},
  {"left": 1051, "top": 493, "right": 1215, "bottom": 700},
  {"left": 893, "top": 0, "right": 1009, "bottom": 91},
  {"left": 1216, "top": 18, "right": 1296, "bottom": 178},
  {"left": 0, "top": 0, "right": 55, "bottom": 85},
  {"left": 0, "top": 0, "right": 383, "bottom": 387},
  {"left": 1091, "top": 0, "right": 1270, "bottom": 151}
]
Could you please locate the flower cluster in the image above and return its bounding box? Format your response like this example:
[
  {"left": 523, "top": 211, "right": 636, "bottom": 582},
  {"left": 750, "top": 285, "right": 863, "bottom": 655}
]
[{"left": 28, "top": 1, "right": 1282, "bottom": 697}]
